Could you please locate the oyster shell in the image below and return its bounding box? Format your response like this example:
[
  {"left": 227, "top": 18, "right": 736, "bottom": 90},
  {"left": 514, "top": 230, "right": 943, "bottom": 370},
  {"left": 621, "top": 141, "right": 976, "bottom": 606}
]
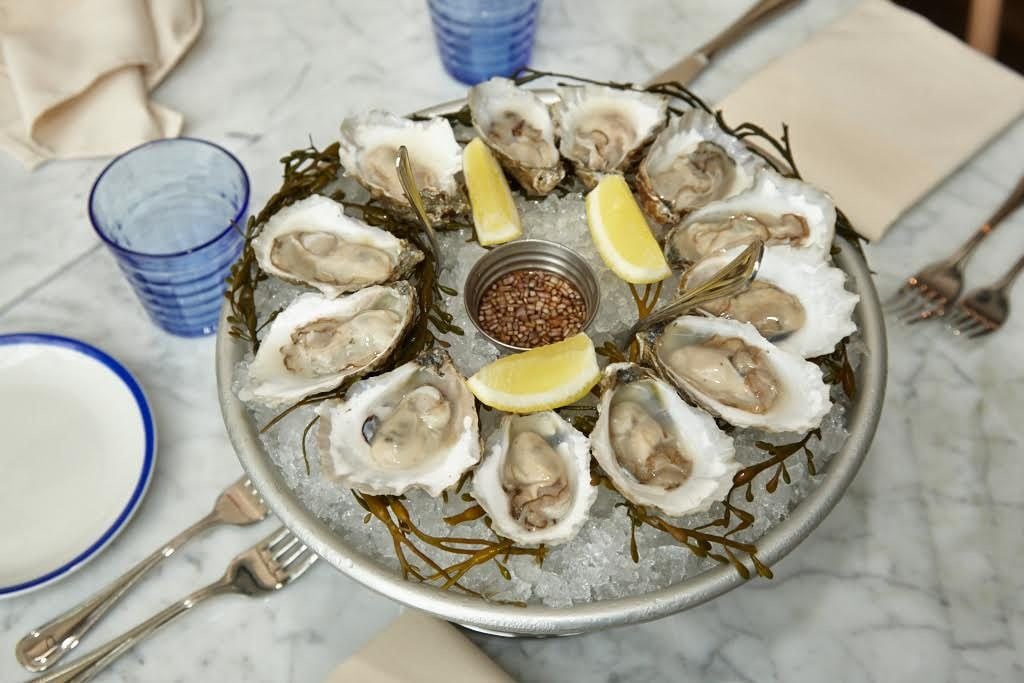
[
  {"left": 247, "top": 283, "right": 416, "bottom": 406},
  {"left": 591, "top": 363, "right": 738, "bottom": 517},
  {"left": 664, "top": 170, "right": 836, "bottom": 266},
  {"left": 645, "top": 315, "right": 831, "bottom": 433},
  {"left": 468, "top": 77, "right": 564, "bottom": 195},
  {"left": 635, "top": 109, "right": 764, "bottom": 225},
  {"left": 338, "top": 111, "right": 466, "bottom": 221},
  {"left": 252, "top": 194, "right": 423, "bottom": 297},
  {"left": 472, "top": 411, "right": 596, "bottom": 546},
  {"left": 315, "top": 349, "right": 479, "bottom": 496},
  {"left": 553, "top": 85, "right": 667, "bottom": 187},
  {"left": 680, "top": 245, "right": 859, "bottom": 358}
]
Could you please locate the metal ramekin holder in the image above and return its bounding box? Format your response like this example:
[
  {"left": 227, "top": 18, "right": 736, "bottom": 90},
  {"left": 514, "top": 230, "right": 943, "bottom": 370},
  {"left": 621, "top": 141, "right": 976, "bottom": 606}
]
[{"left": 463, "top": 239, "right": 601, "bottom": 353}]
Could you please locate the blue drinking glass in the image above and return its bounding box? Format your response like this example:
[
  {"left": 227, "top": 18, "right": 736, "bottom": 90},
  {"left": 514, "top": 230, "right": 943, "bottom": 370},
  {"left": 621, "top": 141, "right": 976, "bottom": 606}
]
[
  {"left": 89, "top": 138, "right": 249, "bottom": 337},
  {"left": 428, "top": 0, "right": 540, "bottom": 85}
]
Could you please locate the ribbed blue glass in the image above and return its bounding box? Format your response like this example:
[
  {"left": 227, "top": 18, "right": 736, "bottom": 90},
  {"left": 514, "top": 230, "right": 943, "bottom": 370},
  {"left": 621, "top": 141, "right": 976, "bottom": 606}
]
[
  {"left": 428, "top": 0, "right": 539, "bottom": 85},
  {"left": 89, "top": 138, "right": 249, "bottom": 337}
]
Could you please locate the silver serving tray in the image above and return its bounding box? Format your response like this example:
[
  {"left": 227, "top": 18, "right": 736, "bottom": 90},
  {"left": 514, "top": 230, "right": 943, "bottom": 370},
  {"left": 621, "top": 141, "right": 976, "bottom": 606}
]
[{"left": 216, "top": 95, "right": 887, "bottom": 636}]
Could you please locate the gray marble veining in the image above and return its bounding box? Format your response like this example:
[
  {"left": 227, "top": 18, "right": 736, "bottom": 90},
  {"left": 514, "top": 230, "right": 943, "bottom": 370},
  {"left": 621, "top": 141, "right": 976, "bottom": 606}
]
[{"left": 1, "top": 0, "right": 1022, "bottom": 681}]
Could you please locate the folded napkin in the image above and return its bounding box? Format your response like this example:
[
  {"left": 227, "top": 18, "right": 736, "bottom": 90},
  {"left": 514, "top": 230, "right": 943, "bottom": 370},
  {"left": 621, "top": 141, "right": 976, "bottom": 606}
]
[
  {"left": 0, "top": 0, "right": 202, "bottom": 169},
  {"left": 715, "top": 0, "right": 1024, "bottom": 240},
  {"left": 323, "top": 611, "right": 516, "bottom": 683}
]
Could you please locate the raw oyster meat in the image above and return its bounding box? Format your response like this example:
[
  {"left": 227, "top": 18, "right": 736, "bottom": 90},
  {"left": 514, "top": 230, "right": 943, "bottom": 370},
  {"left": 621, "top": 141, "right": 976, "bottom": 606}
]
[
  {"left": 315, "top": 349, "right": 479, "bottom": 496},
  {"left": 664, "top": 170, "right": 836, "bottom": 266},
  {"left": 247, "top": 283, "right": 416, "bottom": 406},
  {"left": 591, "top": 363, "right": 738, "bottom": 517},
  {"left": 645, "top": 315, "right": 831, "bottom": 433},
  {"left": 338, "top": 110, "right": 466, "bottom": 221},
  {"left": 680, "top": 245, "right": 859, "bottom": 358},
  {"left": 472, "top": 411, "right": 596, "bottom": 546},
  {"left": 553, "top": 84, "right": 667, "bottom": 187},
  {"left": 253, "top": 194, "right": 423, "bottom": 297},
  {"left": 635, "top": 109, "right": 764, "bottom": 225},
  {"left": 468, "top": 77, "right": 564, "bottom": 195}
]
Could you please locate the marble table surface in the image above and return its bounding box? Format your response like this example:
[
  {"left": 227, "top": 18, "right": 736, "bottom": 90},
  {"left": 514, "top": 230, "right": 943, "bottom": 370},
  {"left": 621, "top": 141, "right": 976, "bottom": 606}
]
[{"left": 2, "top": 0, "right": 1022, "bottom": 681}]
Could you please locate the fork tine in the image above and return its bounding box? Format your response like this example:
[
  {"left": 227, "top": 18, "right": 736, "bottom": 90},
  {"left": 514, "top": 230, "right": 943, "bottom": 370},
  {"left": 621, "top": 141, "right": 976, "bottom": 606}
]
[
  {"left": 884, "top": 286, "right": 914, "bottom": 308},
  {"left": 959, "top": 319, "right": 987, "bottom": 337},
  {"left": 894, "top": 287, "right": 939, "bottom": 314},
  {"left": 886, "top": 288, "right": 922, "bottom": 312},
  {"left": 263, "top": 527, "right": 293, "bottom": 551},
  {"left": 955, "top": 310, "right": 983, "bottom": 332},
  {"left": 278, "top": 543, "right": 312, "bottom": 569},
  {"left": 967, "top": 324, "right": 995, "bottom": 339},
  {"left": 905, "top": 304, "right": 946, "bottom": 324},
  {"left": 913, "top": 305, "right": 950, "bottom": 325},
  {"left": 896, "top": 298, "right": 933, "bottom": 321},
  {"left": 946, "top": 309, "right": 969, "bottom": 327},
  {"left": 282, "top": 548, "right": 319, "bottom": 579},
  {"left": 271, "top": 534, "right": 302, "bottom": 561},
  {"left": 889, "top": 294, "right": 926, "bottom": 317}
]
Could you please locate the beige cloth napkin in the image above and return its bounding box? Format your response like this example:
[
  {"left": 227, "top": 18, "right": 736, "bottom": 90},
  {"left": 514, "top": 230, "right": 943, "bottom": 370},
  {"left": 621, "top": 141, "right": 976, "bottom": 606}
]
[
  {"left": 0, "top": 0, "right": 202, "bottom": 169},
  {"left": 717, "top": 0, "right": 1024, "bottom": 240},
  {"left": 323, "top": 611, "right": 516, "bottom": 683}
]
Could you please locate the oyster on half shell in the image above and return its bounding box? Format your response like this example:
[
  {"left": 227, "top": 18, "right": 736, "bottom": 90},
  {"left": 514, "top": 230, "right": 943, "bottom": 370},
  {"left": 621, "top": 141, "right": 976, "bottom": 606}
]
[
  {"left": 635, "top": 109, "right": 764, "bottom": 226},
  {"left": 472, "top": 411, "right": 596, "bottom": 546},
  {"left": 664, "top": 170, "right": 836, "bottom": 266},
  {"left": 338, "top": 111, "right": 466, "bottom": 221},
  {"left": 315, "top": 349, "right": 479, "bottom": 496},
  {"left": 553, "top": 85, "right": 667, "bottom": 187},
  {"left": 645, "top": 315, "right": 831, "bottom": 433},
  {"left": 246, "top": 283, "right": 416, "bottom": 406},
  {"left": 679, "top": 245, "right": 859, "bottom": 358},
  {"left": 591, "top": 363, "right": 739, "bottom": 517},
  {"left": 253, "top": 194, "right": 423, "bottom": 297},
  {"left": 468, "top": 77, "right": 564, "bottom": 195}
]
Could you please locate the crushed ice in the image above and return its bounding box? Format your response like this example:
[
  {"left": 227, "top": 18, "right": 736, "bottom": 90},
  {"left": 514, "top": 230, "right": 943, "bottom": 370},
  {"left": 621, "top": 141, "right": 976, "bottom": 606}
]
[{"left": 233, "top": 192, "right": 860, "bottom": 607}]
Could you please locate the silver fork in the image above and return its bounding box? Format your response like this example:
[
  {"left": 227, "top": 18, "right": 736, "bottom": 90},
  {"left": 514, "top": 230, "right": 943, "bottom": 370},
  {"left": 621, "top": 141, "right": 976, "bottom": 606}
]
[
  {"left": 888, "top": 173, "right": 1024, "bottom": 323},
  {"left": 947, "top": 253, "right": 1024, "bottom": 338},
  {"left": 17, "top": 477, "right": 268, "bottom": 672},
  {"left": 30, "top": 527, "right": 317, "bottom": 683}
]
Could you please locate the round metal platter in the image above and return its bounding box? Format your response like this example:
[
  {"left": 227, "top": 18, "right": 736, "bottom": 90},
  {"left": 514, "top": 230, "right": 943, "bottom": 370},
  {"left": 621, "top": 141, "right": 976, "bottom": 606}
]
[{"left": 216, "top": 93, "right": 888, "bottom": 636}]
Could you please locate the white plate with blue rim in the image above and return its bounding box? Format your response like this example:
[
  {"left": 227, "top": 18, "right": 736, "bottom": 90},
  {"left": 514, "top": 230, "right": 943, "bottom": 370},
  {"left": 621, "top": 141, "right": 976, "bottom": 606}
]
[{"left": 0, "top": 333, "right": 156, "bottom": 599}]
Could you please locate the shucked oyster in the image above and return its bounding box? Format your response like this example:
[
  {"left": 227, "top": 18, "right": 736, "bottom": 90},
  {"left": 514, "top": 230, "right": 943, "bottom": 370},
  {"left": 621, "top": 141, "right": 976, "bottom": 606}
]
[
  {"left": 247, "top": 283, "right": 416, "bottom": 406},
  {"left": 253, "top": 194, "right": 423, "bottom": 297},
  {"left": 680, "top": 245, "right": 859, "bottom": 358},
  {"left": 553, "top": 84, "right": 667, "bottom": 187},
  {"left": 338, "top": 111, "right": 466, "bottom": 221},
  {"left": 665, "top": 170, "right": 836, "bottom": 266},
  {"left": 315, "top": 349, "right": 479, "bottom": 496},
  {"left": 472, "top": 411, "right": 596, "bottom": 546},
  {"left": 645, "top": 315, "right": 831, "bottom": 433},
  {"left": 468, "top": 77, "right": 564, "bottom": 195},
  {"left": 635, "top": 109, "right": 763, "bottom": 226},
  {"left": 591, "top": 363, "right": 738, "bottom": 517}
]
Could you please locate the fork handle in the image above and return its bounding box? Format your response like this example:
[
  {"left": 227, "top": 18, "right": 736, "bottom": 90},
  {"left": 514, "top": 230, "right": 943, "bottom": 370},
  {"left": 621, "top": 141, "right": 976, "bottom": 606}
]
[
  {"left": 17, "top": 511, "right": 222, "bottom": 672},
  {"left": 952, "top": 173, "right": 1024, "bottom": 267},
  {"left": 994, "top": 253, "right": 1024, "bottom": 291},
  {"left": 984, "top": 173, "right": 1024, "bottom": 229},
  {"left": 29, "top": 579, "right": 234, "bottom": 683}
]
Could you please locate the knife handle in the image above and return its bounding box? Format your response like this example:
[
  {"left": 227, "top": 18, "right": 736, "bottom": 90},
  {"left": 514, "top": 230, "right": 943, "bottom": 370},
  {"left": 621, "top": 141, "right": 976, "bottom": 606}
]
[{"left": 699, "top": 0, "right": 803, "bottom": 58}]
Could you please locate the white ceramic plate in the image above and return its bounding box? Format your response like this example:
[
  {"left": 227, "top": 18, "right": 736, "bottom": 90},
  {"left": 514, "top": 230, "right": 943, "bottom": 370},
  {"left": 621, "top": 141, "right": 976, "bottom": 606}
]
[{"left": 0, "top": 334, "right": 155, "bottom": 598}]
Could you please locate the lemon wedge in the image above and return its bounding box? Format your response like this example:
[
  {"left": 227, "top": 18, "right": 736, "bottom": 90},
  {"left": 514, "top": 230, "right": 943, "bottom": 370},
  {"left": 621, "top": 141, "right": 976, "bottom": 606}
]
[
  {"left": 466, "top": 333, "right": 601, "bottom": 412},
  {"left": 463, "top": 137, "right": 522, "bottom": 246},
  {"left": 585, "top": 174, "right": 671, "bottom": 284}
]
